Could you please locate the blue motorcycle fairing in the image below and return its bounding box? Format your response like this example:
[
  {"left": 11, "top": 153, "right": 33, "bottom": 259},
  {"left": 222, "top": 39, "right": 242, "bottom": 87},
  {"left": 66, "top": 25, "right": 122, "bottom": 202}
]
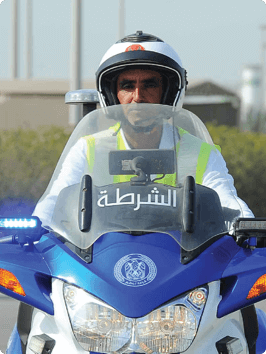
[
  {"left": 3, "top": 229, "right": 266, "bottom": 320},
  {"left": 218, "top": 246, "right": 266, "bottom": 318},
  {"left": 35, "top": 232, "right": 240, "bottom": 318},
  {"left": 4, "top": 231, "right": 266, "bottom": 354},
  {"left": 0, "top": 242, "right": 53, "bottom": 314}
]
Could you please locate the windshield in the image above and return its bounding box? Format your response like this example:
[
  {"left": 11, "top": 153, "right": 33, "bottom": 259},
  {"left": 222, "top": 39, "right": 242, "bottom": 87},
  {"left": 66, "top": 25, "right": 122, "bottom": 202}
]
[{"left": 34, "top": 104, "right": 243, "bottom": 251}]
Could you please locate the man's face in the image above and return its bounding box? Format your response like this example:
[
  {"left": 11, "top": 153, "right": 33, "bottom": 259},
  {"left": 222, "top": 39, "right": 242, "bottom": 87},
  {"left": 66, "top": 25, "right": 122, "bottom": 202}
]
[{"left": 116, "top": 69, "right": 163, "bottom": 104}]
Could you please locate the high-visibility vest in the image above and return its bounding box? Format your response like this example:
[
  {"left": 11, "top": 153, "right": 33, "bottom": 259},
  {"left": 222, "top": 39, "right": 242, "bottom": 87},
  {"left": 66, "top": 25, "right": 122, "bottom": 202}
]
[{"left": 82, "top": 123, "right": 219, "bottom": 187}]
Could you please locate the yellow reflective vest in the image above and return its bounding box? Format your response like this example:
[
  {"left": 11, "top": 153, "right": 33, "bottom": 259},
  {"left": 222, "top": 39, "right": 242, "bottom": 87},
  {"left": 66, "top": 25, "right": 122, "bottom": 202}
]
[{"left": 82, "top": 124, "right": 219, "bottom": 187}]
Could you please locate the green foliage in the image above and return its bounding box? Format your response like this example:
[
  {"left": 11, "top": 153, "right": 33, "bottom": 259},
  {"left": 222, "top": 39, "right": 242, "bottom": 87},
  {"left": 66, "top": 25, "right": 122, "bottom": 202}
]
[
  {"left": 0, "top": 126, "right": 70, "bottom": 204},
  {"left": 245, "top": 110, "right": 266, "bottom": 133},
  {"left": 207, "top": 123, "right": 266, "bottom": 216},
  {"left": 0, "top": 124, "right": 266, "bottom": 217}
]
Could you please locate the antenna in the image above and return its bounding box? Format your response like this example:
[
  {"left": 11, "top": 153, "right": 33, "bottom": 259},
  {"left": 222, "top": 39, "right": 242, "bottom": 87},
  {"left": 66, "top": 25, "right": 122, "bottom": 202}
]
[
  {"left": 11, "top": 0, "right": 18, "bottom": 79},
  {"left": 69, "top": 0, "right": 82, "bottom": 126},
  {"left": 25, "top": 0, "right": 32, "bottom": 79}
]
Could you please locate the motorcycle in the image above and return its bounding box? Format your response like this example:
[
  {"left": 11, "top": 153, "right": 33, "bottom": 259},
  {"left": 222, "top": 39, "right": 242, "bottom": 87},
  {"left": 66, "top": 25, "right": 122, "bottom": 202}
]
[{"left": 1, "top": 102, "right": 266, "bottom": 353}]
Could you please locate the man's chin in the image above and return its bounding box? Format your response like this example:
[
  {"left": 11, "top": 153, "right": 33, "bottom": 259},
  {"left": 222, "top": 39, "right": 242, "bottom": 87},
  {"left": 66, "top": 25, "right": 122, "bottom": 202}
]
[
  {"left": 127, "top": 122, "right": 158, "bottom": 134},
  {"left": 128, "top": 117, "right": 156, "bottom": 127}
]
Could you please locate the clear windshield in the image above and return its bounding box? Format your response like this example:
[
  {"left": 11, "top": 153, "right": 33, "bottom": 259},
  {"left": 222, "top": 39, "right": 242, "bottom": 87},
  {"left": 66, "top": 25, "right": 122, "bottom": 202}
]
[{"left": 34, "top": 104, "right": 243, "bottom": 251}]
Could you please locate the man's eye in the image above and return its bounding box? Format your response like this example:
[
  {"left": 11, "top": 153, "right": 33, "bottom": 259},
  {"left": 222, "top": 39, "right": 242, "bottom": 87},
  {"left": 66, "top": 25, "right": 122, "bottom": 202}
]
[
  {"left": 145, "top": 81, "right": 160, "bottom": 88},
  {"left": 120, "top": 83, "right": 134, "bottom": 90}
]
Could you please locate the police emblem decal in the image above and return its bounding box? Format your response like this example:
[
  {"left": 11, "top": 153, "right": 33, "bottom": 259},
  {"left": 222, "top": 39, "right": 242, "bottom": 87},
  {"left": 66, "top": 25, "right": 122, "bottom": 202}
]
[{"left": 114, "top": 254, "right": 157, "bottom": 287}]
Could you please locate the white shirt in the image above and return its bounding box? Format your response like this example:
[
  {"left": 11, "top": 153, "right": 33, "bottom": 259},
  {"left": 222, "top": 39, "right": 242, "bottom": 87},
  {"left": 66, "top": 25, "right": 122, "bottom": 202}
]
[{"left": 34, "top": 125, "right": 254, "bottom": 226}]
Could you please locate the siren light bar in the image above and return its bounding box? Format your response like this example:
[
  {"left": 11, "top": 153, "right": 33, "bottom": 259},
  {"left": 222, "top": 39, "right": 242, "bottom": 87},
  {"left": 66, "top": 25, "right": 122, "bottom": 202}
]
[
  {"left": 0, "top": 217, "right": 39, "bottom": 229},
  {"left": 234, "top": 218, "right": 266, "bottom": 233}
]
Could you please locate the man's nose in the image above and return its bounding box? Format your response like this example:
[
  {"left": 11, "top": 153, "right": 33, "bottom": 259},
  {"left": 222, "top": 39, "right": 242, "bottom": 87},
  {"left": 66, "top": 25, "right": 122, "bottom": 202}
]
[{"left": 132, "top": 87, "right": 145, "bottom": 103}]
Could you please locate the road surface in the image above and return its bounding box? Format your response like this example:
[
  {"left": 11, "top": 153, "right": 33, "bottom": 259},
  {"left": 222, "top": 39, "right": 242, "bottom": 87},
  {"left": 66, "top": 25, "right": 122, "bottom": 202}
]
[{"left": 0, "top": 295, "right": 20, "bottom": 353}]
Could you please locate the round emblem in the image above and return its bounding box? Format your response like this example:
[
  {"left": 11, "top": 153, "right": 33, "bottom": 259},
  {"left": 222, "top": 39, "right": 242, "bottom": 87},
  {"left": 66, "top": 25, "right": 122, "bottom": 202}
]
[
  {"left": 125, "top": 44, "right": 145, "bottom": 52},
  {"left": 114, "top": 253, "right": 157, "bottom": 287}
]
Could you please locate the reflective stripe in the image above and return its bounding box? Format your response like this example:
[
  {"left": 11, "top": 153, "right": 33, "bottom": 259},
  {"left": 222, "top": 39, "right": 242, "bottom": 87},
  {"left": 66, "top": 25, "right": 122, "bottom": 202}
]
[
  {"left": 84, "top": 124, "right": 120, "bottom": 185},
  {"left": 113, "top": 130, "right": 132, "bottom": 184},
  {"left": 196, "top": 142, "right": 216, "bottom": 184},
  {"left": 82, "top": 123, "right": 121, "bottom": 175},
  {"left": 177, "top": 127, "right": 188, "bottom": 137},
  {"left": 177, "top": 132, "right": 201, "bottom": 183},
  {"left": 215, "top": 144, "right": 221, "bottom": 153},
  {"left": 84, "top": 126, "right": 217, "bottom": 186},
  {"left": 110, "top": 122, "right": 121, "bottom": 134},
  {"left": 177, "top": 129, "right": 219, "bottom": 184},
  {"left": 117, "top": 129, "right": 126, "bottom": 150},
  {"left": 156, "top": 140, "right": 180, "bottom": 186},
  {"left": 83, "top": 135, "right": 95, "bottom": 174},
  {"left": 158, "top": 173, "right": 176, "bottom": 186}
]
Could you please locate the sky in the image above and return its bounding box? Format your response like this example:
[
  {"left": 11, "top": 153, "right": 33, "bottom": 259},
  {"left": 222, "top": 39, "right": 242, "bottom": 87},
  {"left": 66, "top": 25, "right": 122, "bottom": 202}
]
[{"left": 0, "top": 0, "right": 266, "bottom": 90}]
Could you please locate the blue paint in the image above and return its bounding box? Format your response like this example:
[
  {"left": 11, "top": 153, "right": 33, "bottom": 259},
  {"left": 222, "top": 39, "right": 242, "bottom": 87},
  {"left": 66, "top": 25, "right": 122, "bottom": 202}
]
[
  {"left": 34, "top": 232, "right": 240, "bottom": 317},
  {"left": 248, "top": 236, "right": 257, "bottom": 248},
  {"left": 0, "top": 242, "right": 53, "bottom": 314},
  {"left": 218, "top": 247, "right": 266, "bottom": 317},
  {"left": 3, "top": 228, "right": 266, "bottom": 350}
]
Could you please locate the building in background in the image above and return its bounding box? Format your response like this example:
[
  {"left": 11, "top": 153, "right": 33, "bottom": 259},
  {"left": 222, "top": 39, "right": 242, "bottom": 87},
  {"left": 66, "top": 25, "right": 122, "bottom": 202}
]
[
  {"left": 183, "top": 81, "right": 240, "bottom": 126},
  {"left": 0, "top": 79, "right": 95, "bottom": 130},
  {"left": 239, "top": 65, "right": 262, "bottom": 131},
  {"left": 0, "top": 79, "right": 248, "bottom": 130}
]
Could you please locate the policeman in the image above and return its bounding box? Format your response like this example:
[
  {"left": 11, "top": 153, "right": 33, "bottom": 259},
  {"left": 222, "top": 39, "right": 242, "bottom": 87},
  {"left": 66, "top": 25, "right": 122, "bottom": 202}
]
[{"left": 34, "top": 31, "right": 254, "bottom": 225}]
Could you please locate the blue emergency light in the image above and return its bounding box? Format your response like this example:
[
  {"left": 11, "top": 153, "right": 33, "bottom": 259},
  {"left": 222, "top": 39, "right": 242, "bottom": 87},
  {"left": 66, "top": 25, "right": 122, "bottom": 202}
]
[
  {"left": 0, "top": 218, "right": 38, "bottom": 229},
  {"left": 0, "top": 216, "right": 44, "bottom": 245}
]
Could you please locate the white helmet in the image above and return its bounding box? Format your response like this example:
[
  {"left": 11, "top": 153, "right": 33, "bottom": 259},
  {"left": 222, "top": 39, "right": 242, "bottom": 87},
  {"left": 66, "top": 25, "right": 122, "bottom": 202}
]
[{"left": 96, "top": 31, "right": 187, "bottom": 109}]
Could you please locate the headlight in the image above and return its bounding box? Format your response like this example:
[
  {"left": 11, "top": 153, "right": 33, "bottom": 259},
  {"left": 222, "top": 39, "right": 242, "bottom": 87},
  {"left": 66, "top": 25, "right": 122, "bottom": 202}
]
[
  {"left": 137, "top": 306, "right": 197, "bottom": 353},
  {"left": 63, "top": 284, "right": 207, "bottom": 353},
  {"left": 63, "top": 284, "right": 132, "bottom": 352}
]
